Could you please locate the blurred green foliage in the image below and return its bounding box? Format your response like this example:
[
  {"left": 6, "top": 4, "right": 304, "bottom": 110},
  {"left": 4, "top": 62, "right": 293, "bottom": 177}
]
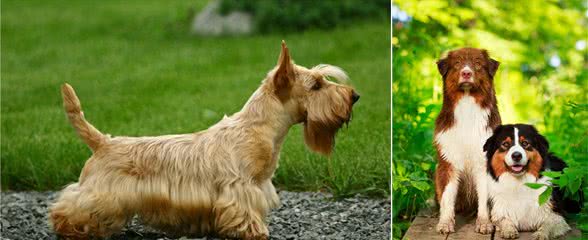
[
  {"left": 219, "top": 0, "right": 389, "bottom": 33},
  {"left": 392, "top": 0, "right": 588, "bottom": 238}
]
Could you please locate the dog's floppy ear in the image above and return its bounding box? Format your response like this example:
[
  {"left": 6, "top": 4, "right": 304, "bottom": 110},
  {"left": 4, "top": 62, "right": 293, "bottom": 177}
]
[
  {"left": 274, "top": 40, "right": 294, "bottom": 91},
  {"left": 484, "top": 126, "right": 502, "bottom": 180},
  {"left": 484, "top": 125, "right": 504, "bottom": 158},
  {"left": 532, "top": 127, "right": 549, "bottom": 156},
  {"left": 436, "top": 58, "right": 449, "bottom": 78},
  {"left": 483, "top": 134, "right": 496, "bottom": 153},
  {"left": 488, "top": 58, "right": 500, "bottom": 78},
  {"left": 484, "top": 125, "right": 502, "bottom": 156}
]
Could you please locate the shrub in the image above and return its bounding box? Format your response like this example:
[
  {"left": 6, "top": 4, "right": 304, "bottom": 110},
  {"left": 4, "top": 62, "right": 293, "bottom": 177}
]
[{"left": 219, "top": 0, "right": 389, "bottom": 33}]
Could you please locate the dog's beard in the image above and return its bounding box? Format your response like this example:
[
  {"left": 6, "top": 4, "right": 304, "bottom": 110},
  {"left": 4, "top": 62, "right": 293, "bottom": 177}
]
[{"left": 303, "top": 110, "right": 351, "bottom": 156}]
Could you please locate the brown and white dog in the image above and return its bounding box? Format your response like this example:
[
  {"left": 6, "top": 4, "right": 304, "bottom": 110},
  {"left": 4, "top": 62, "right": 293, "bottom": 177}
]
[{"left": 434, "top": 48, "right": 501, "bottom": 234}]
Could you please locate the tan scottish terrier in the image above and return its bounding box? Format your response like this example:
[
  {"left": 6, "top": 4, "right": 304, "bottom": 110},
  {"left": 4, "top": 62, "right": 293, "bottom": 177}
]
[{"left": 50, "top": 41, "right": 359, "bottom": 239}]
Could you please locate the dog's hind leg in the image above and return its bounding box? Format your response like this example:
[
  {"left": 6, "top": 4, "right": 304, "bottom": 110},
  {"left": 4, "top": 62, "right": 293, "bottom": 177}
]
[
  {"left": 261, "top": 180, "right": 280, "bottom": 209},
  {"left": 532, "top": 213, "right": 570, "bottom": 240},
  {"left": 213, "top": 180, "right": 271, "bottom": 240},
  {"left": 49, "top": 183, "right": 131, "bottom": 239}
]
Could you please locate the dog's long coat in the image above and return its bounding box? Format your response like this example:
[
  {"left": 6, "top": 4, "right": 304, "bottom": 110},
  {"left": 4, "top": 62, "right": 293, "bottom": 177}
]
[
  {"left": 50, "top": 42, "right": 358, "bottom": 239},
  {"left": 434, "top": 48, "right": 501, "bottom": 234}
]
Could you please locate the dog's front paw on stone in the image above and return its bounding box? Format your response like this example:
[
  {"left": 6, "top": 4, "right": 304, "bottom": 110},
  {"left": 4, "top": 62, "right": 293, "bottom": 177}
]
[
  {"left": 246, "top": 234, "right": 269, "bottom": 240},
  {"left": 500, "top": 225, "right": 519, "bottom": 239},
  {"left": 436, "top": 220, "right": 455, "bottom": 234},
  {"left": 475, "top": 218, "right": 494, "bottom": 234}
]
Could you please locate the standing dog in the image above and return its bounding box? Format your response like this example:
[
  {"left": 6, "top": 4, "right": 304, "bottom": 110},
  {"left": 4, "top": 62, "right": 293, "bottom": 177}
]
[
  {"left": 50, "top": 41, "right": 360, "bottom": 239},
  {"left": 484, "top": 124, "right": 582, "bottom": 239},
  {"left": 434, "top": 48, "right": 501, "bottom": 234}
]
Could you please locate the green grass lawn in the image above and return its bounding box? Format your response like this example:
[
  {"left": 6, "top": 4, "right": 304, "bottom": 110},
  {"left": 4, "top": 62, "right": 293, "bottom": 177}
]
[{"left": 1, "top": 0, "right": 390, "bottom": 198}]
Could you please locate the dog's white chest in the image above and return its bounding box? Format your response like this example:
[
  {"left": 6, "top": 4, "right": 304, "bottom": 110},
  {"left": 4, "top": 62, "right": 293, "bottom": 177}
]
[
  {"left": 489, "top": 174, "right": 553, "bottom": 231},
  {"left": 435, "top": 96, "right": 492, "bottom": 170}
]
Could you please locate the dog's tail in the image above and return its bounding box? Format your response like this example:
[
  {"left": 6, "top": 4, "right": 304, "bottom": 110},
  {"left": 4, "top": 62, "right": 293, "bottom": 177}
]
[{"left": 61, "top": 83, "right": 106, "bottom": 151}]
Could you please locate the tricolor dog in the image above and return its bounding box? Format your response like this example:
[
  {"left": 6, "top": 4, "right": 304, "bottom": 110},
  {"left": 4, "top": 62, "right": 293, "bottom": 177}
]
[{"left": 484, "top": 124, "right": 583, "bottom": 239}]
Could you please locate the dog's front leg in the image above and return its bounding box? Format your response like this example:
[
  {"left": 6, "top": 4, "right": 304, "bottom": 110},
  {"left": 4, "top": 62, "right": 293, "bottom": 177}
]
[
  {"left": 214, "top": 181, "right": 270, "bottom": 240},
  {"left": 497, "top": 217, "right": 518, "bottom": 239},
  {"left": 474, "top": 171, "right": 493, "bottom": 234},
  {"left": 437, "top": 173, "right": 459, "bottom": 234}
]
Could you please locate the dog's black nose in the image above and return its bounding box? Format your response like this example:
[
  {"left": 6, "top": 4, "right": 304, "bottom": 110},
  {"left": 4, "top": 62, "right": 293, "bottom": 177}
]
[
  {"left": 512, "top": 152, "right": 522, "bottom": 162},
  {"left": 352, "top": 91, "right": 360, "bottom": 104}
]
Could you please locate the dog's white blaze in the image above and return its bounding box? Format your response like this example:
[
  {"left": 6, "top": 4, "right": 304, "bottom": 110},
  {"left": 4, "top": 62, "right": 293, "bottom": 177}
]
[
  {"left": 435, "top": 95, "right": 493, "bottom": 224},
  {"left": 505, "top": 127, "right": 528, "bottom": 168},
  {"left": 461, "top": 65, "right": 474, "bottom": 83},
  {"left": 489, "top": 173, "right": 570, "bottom": 236},
  {"left": 462, "top": 65, "right": 472, "bottom": 72}
]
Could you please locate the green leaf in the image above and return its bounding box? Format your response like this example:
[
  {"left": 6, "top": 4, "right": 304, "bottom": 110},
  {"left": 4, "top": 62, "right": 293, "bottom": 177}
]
[
  {"left": 411, "top": 181, "right": 431, "bottom": 191},
  {"left": 396, "top": 163, "right": 406, "bottom": 176},
  {"left": 420, "top": 162, "right": 432, "bottom": 171},
  {"left": 568, "top": 178, "right": 581, "bottom": 194},
  {"left": 542, "top": 171, "right": 562, "bottom": 178},
  {"left": 538, "top": 186, "right": 553, "bottom": 206},
  {"left": 556, "top": 174, "right": 568, "bottom": 187},
  {"left": 525, "top": 183, "right": 546, "bottom": 189}
]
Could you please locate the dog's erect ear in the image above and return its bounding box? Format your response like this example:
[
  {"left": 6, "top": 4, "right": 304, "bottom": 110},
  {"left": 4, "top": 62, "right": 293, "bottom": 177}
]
[
  {"left": 436, "top": 58, "right": 448, "bottom": 78},
  {"left": 488, "top": 58, "right": 500, "bottom": 78},
  {"left": 274, "top": 40, "right": 294, "bottom": 90}
]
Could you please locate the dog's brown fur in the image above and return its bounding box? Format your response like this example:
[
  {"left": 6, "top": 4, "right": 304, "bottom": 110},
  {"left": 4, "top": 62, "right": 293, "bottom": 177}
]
[
  {"left": 49, "top": 41, "right": 358, "bottom": 240},
  {"left": 435, "top": 48, "right": 501, "bottom": 133},
  {"left": 433, "top": 48, "right": 501, "bottom": 234}
]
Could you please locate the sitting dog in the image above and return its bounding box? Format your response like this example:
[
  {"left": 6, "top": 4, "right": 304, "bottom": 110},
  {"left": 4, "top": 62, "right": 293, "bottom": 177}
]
[
  {"left": 434, "top": 48, "right": 501, "bottom": 234},
  {"left": 484, "top": 124, "right": 583, "bottom": 239},
  {"left": 50, "top": 41, "right": 360, "bottom": 239}
]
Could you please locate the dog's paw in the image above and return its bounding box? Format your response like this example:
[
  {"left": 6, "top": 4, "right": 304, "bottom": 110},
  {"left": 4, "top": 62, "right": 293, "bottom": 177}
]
[
  {"left": 475, "top": 218, "right": 494, "bottom": 234},
  {"left": 500, "top": 225, "right": 519, "bottom": 239},
  {"left": 253, "top": 234, "right": 269, "bottom": 240},
  {"left": 531, "top": 231, "right": 549, "bottom": 240},
  {"left": 436, "top": 219, "right": 455, "bottom": 234}
]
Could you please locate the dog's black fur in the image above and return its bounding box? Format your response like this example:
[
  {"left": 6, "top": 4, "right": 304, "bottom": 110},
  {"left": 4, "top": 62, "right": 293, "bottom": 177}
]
[{"left": 483, "top": 124, "right": 583, "bottom": 214}]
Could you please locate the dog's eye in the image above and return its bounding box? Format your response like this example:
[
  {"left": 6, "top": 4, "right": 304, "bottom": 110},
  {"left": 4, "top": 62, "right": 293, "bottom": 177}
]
[
  {"left": 501, "top": 142, "right": 511, "bottom": 148},
  {"left": 311, "top": 81, "right": 321, "bottom": 90},
  {"left": 521, "top": 140, "right": 529, "bottom": 148}
]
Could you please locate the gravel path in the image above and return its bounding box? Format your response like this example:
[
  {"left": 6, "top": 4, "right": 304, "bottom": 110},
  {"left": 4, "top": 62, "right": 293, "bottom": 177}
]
[{"left": 1, "top": 191, "right": 390, "bottom": 240}]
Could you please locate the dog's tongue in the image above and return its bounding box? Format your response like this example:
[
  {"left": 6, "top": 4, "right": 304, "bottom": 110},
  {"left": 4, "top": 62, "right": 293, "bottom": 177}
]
[{"left": 511, "top": 165, "right": 524, "bottom": 172}]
